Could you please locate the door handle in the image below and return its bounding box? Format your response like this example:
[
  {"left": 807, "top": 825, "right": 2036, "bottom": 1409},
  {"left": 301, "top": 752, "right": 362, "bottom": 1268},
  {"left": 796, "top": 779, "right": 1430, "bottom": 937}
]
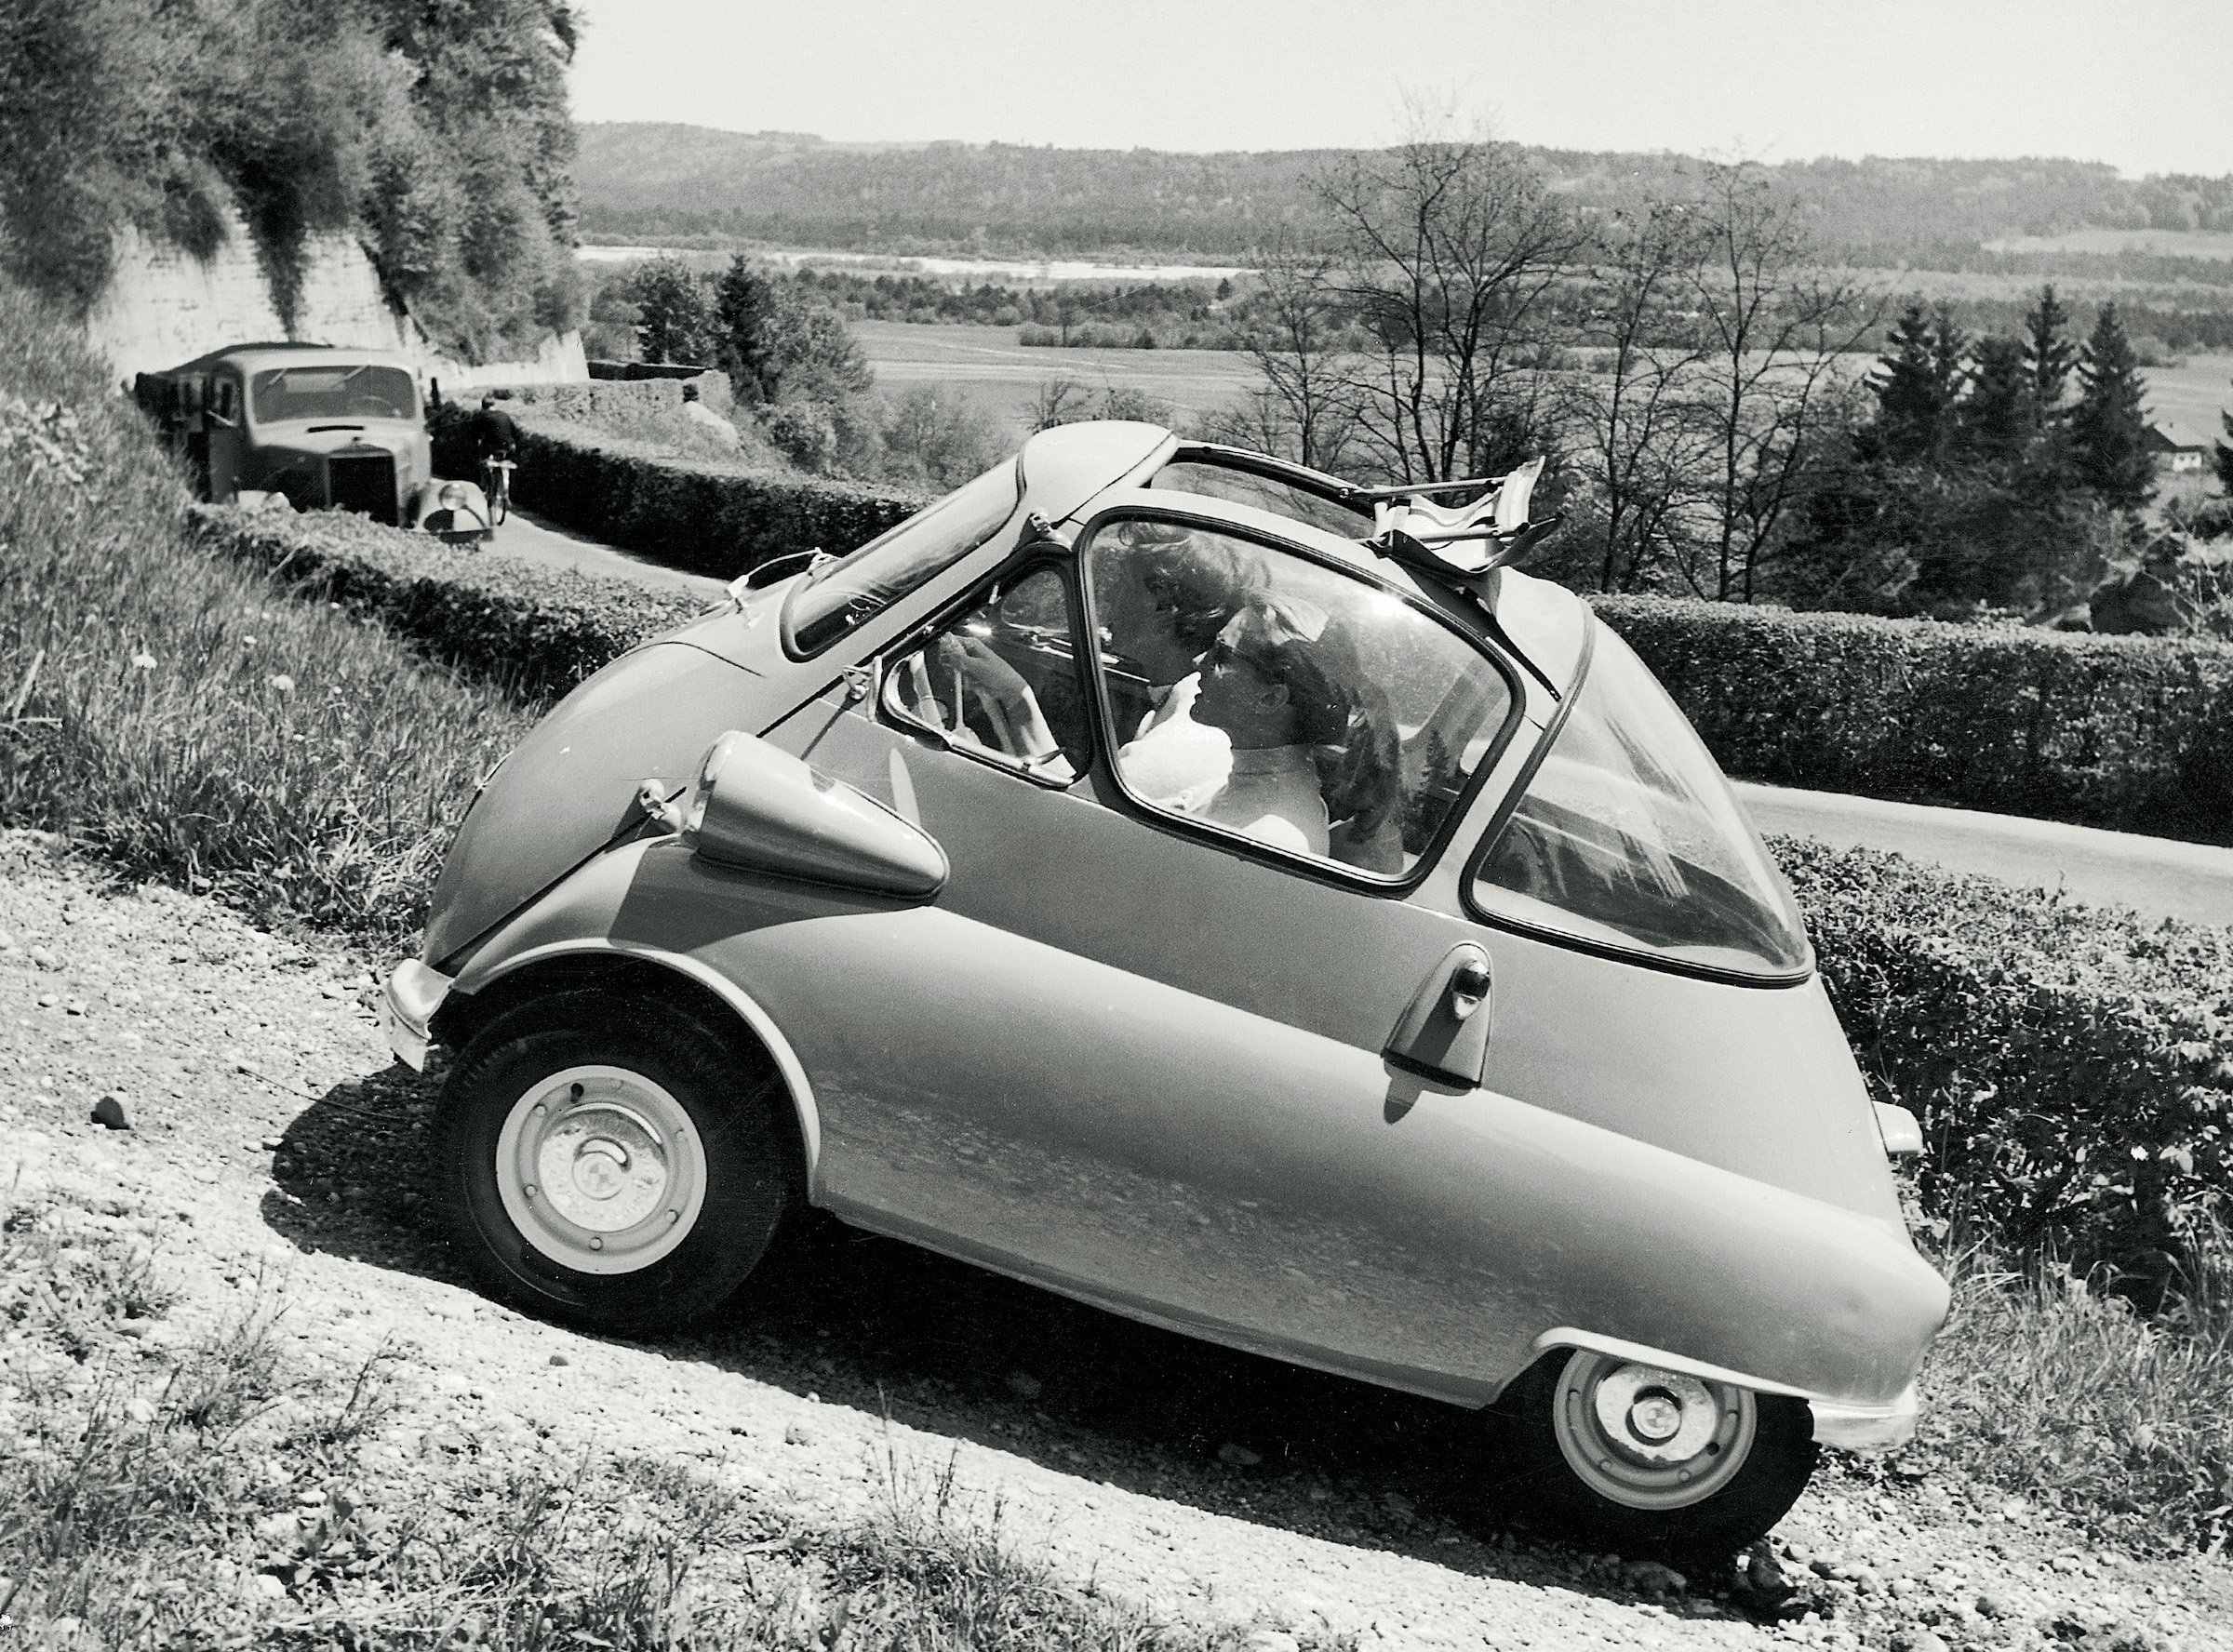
[{"left": 1448, "top": 957, "right": 1491, "bottom": 1021}]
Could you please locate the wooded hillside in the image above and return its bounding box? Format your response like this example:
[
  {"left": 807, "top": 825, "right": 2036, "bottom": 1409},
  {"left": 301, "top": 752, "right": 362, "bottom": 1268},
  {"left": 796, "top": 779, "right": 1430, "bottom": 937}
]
[{"left": 574, "top": 122, "right": 2233, "bottom": 273}]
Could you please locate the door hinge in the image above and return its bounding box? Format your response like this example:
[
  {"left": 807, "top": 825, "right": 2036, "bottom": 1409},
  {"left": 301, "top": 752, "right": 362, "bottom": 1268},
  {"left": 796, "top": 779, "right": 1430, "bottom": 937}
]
[{"left": 839, "top": 663, "right": 875, "bottom": 703}]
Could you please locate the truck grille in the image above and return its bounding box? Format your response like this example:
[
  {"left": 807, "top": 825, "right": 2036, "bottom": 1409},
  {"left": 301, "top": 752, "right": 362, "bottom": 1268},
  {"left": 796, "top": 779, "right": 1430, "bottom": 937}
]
[{"left": 327, "top": 452, "right": 398, "bottom": 525}]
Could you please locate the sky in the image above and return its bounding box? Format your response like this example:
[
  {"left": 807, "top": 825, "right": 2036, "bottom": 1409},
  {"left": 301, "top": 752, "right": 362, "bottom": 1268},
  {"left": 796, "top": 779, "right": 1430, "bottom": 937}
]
[{"left": 566, "top": 0, "right": 2231, "bottom": 177}]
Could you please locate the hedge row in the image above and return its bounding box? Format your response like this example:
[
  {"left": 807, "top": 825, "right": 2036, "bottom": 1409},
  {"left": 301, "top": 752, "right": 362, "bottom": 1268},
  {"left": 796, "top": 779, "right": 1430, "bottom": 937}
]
[
  {"left": 1775, "top": 834, "right": 2233, "bottom": 1288},
  {"left": 1595, "top": 596, "right": 2233, "bottom": 841},
  {"left": 429, "top": 402, "right": 926, "bottom": 581},
  {"left": 192, "top": 505, "right": 708, "bottom": 700}
]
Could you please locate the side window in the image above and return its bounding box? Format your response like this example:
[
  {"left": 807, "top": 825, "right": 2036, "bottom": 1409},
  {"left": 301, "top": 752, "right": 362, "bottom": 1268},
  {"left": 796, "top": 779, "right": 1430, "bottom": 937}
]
[
  {"left": 1083, "top": 518, "right": 1516, "bottom": 878},
  {"left": 1150, "top": 459, "right": 1369, "bottom": 539},
  {"left": 883, "top": 565, "right": 1093, "bottom": 783}
]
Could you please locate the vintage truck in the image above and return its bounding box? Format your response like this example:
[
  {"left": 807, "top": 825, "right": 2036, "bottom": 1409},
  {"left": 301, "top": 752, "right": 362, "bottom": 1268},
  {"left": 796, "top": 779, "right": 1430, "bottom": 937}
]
[{"left": 131, "top": 342, "right": 488, "bottom": 538}]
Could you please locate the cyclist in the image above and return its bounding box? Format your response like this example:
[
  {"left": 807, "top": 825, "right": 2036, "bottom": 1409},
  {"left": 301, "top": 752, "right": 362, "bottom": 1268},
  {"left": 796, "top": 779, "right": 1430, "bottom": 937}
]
[{"left": 470, "top": 393, "right": 519, "bottom": 518}]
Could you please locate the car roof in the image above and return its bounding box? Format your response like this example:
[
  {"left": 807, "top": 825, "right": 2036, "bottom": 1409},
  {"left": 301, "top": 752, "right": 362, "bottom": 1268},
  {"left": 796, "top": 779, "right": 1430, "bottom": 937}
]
[{"left": 151, "top": 343, "right": 421, "bottom": 378}]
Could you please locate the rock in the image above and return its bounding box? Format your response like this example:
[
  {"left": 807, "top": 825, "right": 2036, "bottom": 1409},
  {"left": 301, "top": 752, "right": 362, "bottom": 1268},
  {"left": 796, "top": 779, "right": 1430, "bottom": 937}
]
[
  {"left": 548, "top": 1352, "right": 570, "bottom": 1367},
  {"left": 1975, "top": 1592, "right": 2010, "bottom": 1619},
  {"left": 64, "top": 998, "right": 87, "bottom": 1016},
  {"left": 1005, "top": 1369, "right": 1043, "bottom": 1399},
  {"left": 784, "top": 1423, "right": 813, "bottom": 1446},
  {"left": 91, "top": 1095, "right": 134, "bottom": 1130},
  {"left": 125, "top": 1396, "right": 156, "bottom": 1422},
  {"left": 250, "top": 1572, "right": 287, "bottom": 1600},
  {"left": 1892, "top": 1633, "right": 1949, "bottom": 1652},
  {"left": 261, "top": 1136, "right": 283, "bottom": 1151},
  {"left": 1623, "top": 1561, "right": 1687, "bottom": 1598},
  {"left": 35, "top": 991, "right": 57, "bottom": 1007},
  {"left": 1217, "top": 1441, "right": 1263, "bottom": 1467},
  {"left": 1244, "top": 1633, "right": 1300, "bottom": 1652},
  {"left": 28, "top": 947, "right": 56, "bottom": 969}
]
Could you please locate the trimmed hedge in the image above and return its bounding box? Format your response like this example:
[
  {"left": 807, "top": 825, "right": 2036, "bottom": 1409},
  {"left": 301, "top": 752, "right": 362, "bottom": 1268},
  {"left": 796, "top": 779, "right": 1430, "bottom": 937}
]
[
  {"left": 1775, "top": 834, "right": 2233, "bottom": 1288},
  {"left": 429, "top": 400, "right": 927, "bottom": 581},
  {"left": 192, "top": 505, "right": 708, "bottom": 700},
  {"left": 1594, "top": 596, "right": 2233, "bottom": 842}
]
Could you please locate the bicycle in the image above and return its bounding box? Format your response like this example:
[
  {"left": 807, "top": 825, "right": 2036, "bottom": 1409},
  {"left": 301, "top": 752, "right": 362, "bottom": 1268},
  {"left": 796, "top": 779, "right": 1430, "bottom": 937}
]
[{"left": 480, "top": 456, "right": 516, "bottom": 526}]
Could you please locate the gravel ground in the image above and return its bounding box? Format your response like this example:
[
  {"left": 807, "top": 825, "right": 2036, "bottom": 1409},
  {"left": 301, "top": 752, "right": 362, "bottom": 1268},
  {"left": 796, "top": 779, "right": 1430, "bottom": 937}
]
[{"left": 2, "top": 830, "right": 2227, "bottom": 1651}]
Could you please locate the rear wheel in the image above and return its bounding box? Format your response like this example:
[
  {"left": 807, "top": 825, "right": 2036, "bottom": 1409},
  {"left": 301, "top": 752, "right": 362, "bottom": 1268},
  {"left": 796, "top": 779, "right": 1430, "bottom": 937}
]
[
  {"left": 1493, "top": 1349, "right": 1818, "bottom": 1558},
  {"left": 436, "top": 992, "right": 797, "bottom": 1333}
]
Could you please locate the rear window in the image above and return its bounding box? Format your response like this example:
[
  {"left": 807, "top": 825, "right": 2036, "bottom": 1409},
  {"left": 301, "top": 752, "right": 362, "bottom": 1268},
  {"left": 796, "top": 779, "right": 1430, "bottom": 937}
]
[
  {"left": 1470, "top": 625, "right": 1810, "bottom": 979},
  {"left": 783, "top": 460, "right": 1023, "bottom": 657},
  {"left": 249, "top": 366, "right": 418, "bottom": 424}
]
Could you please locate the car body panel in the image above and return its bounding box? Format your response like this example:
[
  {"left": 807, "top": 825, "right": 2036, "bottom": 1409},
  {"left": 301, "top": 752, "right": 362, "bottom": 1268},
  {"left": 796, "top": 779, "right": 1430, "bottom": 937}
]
[{"left": 445, "top": 833, "right": 1944, "bottom": 1413}]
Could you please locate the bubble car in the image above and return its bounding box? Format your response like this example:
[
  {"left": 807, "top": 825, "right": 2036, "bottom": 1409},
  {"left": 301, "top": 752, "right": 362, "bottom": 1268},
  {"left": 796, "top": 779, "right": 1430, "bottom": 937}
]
[{"left": 382, "top": 420, "right": 1948, "bottom": 1552}]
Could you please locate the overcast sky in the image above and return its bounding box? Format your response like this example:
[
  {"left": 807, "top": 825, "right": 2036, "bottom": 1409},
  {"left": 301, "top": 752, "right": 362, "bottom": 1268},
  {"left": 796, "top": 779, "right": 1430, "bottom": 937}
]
[{"left": 566, "top": 0, "right": 2228, "bottom": 176}]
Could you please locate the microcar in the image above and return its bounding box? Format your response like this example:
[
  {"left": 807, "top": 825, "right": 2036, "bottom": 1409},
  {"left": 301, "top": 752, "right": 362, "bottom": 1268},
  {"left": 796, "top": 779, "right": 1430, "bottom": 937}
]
[{"left": 381, "top": 421, "right": 1948, "bottom": 1552}]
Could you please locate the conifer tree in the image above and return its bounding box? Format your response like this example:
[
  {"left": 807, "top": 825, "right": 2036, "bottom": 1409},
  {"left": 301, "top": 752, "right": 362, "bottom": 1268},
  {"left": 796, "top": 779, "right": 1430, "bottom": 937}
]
[
  {"left": 2216, "top": 406, "right": 2233, "bottom": 495},
  {"left": 2070, "top": 303, "right": 2155, "bottom": 510},
  {"left": 2024, "top": 284, "right": 2078, "bottom": 422},
  {"left": 1867, "top": 303, "right": 1962, "bottom": 464},
  {"left": 1956, "top": 335, "right": 2032, "bottom": 461}
]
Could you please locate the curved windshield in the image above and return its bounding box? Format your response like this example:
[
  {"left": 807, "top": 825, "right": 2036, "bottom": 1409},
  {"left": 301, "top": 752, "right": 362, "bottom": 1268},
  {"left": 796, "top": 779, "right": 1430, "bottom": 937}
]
[
  {"left": 784, "top": 460, "right": 1023, "bottom": 657},
  {"left": 1471, "top": 626, "right": 1809, "bottom": 978},
  {"left": 250, "top": 366, "right": 418, "bottom": 424}
]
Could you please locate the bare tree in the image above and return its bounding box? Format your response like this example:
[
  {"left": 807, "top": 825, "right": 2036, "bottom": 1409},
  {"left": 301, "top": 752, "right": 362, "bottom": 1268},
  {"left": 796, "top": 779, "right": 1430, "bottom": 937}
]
[
  {"left": 1686, "top": 163, "right": 1880, "bottom": 601},
  {"left": 1229, "top": 234, "right": 1358, "bottom": 473},
  {"left": 1565, "top": 195, "right": 1717, "bottom": 591},
  {"left": 1313, "top": 127, "right": 1585, "bottom": 483}
]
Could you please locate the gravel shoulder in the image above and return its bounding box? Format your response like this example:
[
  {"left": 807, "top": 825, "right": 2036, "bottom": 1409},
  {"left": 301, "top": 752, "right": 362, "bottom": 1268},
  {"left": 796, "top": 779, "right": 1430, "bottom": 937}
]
[{"left": 2, "top": 832, "right": 2227, "bottom": 1651}]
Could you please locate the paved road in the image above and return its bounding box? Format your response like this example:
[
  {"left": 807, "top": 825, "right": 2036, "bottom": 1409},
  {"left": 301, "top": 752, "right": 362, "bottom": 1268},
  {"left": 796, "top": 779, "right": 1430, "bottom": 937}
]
[
  {"left": 479, "top": 506, "right": 728, "bottom": 601},
  {"left": 1738, "top": 780, "right": 2233, "bottom": 926}
]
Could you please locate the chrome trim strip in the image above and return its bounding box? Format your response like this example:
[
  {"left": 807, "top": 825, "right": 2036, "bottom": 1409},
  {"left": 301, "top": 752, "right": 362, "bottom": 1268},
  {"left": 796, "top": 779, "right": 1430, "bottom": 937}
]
[{"left": 458, "top": 939, "right": 825, "bottom": 1186}]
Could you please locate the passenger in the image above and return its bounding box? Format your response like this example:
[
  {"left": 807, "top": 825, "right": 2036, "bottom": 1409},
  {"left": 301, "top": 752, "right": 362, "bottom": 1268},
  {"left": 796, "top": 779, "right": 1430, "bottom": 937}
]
[{"left": 1186, "top": 595, "right": 1355, "bottom": 857}]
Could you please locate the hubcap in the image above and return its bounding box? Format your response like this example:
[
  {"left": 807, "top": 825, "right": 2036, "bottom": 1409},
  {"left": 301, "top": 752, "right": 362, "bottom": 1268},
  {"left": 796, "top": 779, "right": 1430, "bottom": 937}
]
[
  {"left": 494, "top": 1065, "right": 705, "bottom": 1276},
  {"left": 1548, "top": 1351, "right": 1758, "bottom": 1510}
]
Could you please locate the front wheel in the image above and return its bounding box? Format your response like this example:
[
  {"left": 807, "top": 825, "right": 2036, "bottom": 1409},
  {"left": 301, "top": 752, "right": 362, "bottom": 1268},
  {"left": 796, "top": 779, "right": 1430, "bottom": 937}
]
[
  {"left": 1491, "top": 1349, "right": 1819, "bottom": 1559},
  {"left": 436, "top": 993, "right": 798, "bottom": 1333},
  {"left": 485, "top": 463, "right": 512, "bottom": 525}
]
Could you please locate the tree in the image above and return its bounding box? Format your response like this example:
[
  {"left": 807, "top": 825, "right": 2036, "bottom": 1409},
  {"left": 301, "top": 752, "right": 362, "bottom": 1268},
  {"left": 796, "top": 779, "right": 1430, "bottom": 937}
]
[
  {"left": 629, "top": 255, "right": 713, "bottom": 366},
  {"left": 1953, "top": 335, "right": 2032, "bottom": 462},
  {"left": 755, "top": 287, "right": 873, "bottom": 403},
  {"left": 2070, "top": 303, "right": 2155, "bottom": 510},
  {"left": 1312, "top": 122, "right": 1584, "bottom": 482},
  {"left": 2024, "top": 284, "right": 2078, "bottom": 422},
  {"left": 1564, "top": 193, "right": 1715, "bottom": 592},
  {"left": 1686, "top": 163, "right": 1879, "bottom": 602},
  {"left": 712, "top": 256, "right": 781, "bottom": 399},
  {"left": 1865, "top": 304, "right": 1963, "bottom": 465},
  {"left": 1230, "top": 233, "right": 1358, "bottom": 473},
  {"left": 2215, "top": 406, "right": 2233, "bottom": 495}
]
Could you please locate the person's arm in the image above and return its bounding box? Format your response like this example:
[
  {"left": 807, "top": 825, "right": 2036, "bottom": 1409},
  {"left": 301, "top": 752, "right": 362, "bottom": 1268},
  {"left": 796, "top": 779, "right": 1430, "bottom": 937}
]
[{"left": 938, "top": 635, "right": 1063, "bottom": 763}]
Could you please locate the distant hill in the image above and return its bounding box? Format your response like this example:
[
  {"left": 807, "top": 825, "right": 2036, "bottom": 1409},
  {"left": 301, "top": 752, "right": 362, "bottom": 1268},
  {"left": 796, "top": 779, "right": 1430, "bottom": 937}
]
[{"left": 573, "top": 123, "right": 2233, "bottom": 270}]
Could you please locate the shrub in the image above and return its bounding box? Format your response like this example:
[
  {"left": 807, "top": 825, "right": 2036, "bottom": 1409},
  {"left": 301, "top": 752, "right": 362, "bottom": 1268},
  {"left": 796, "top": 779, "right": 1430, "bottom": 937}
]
[
  {"left": 192, "top": 504, "right": 709, "bottom": 700},
  {"left": 430, "top": 402, "right": 928, "bottom": 580},
  {"left": 1773, "top": 835, "right": 2233, "bottom": 1288},
  {"left": 1594, "top": 594, "right": 2233, "bottom": 840}
]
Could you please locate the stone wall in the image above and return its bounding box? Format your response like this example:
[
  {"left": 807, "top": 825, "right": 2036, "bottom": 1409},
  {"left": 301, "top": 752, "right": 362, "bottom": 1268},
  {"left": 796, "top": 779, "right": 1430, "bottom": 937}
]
[{"left": 81, "top": 208, "right": 586, "bottom": 393}]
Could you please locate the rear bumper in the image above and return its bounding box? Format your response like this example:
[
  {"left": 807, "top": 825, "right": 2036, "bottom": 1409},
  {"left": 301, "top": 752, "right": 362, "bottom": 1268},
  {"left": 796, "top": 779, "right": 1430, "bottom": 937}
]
[{"left": 381, "top": 960, "right": 453, "bottom": 1071}]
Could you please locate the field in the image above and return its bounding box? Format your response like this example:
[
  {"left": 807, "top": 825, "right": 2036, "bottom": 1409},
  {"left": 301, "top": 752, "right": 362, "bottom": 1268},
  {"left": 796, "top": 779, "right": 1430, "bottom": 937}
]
[
  {"left": 853, "top": 319, "right": 1260, "bottom": 436},
  {"left": 1984, "top": 229, "right": 2233, "bottom": 260},
  {"left": 2140, "top": 352, "right": 2233, "bottom": 448}
]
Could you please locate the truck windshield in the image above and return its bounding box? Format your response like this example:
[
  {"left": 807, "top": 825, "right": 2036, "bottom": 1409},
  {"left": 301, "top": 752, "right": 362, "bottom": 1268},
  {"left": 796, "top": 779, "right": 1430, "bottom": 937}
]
[
  {"left": 250, "top": 366, "right": 418, "bottom": 425},
  {"left": 784, "top": 460, "right": 1023, "bottom": 657},
  {"left": 1470, "top": 625, "right": 1810, "bottom": 979}
]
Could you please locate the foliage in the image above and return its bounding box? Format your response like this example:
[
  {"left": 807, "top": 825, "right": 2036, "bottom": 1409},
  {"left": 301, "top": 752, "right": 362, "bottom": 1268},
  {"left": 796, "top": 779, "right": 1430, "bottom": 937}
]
[
  {"left": 2071, "top": 303, "right": 2157, "bottom": 512},
  {"left": 2218, "top": 407, "right": 2233, "bottom": 495},
  {"left": 194, "top": 504, "right": 708, "bottom": 701},
  {"left": 876, "top": 383, "right": 1006, "bottom": 489},
  {"left": 1774, "top": 835, "right": 2233, "bottom": 1292},
  {"left": 1592, "top": 593, "right": 2233, "bottom": 838},
  {"left": 0, "top": 0, "right": 582, "bottom": 362},
  {"left": 627, "top": 253, "right": 715, "bottom": 365},
  {"left": 429, "top": 401, "right": 926, "bottom": 579},
  {"left": 0, "top": 274, "right": 530, "bottom": 939}
]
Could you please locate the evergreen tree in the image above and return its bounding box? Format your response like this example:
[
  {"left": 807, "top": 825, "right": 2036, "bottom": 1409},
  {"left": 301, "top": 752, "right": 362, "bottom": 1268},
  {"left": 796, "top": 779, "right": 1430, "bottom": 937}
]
[
  {"left": 2024, "top": 284, "right": 2078, "bottom": 423},
  {"left": 1866, "top": 304, "right": 1963, "bottom": 464},
  {"left": 2216, "top": 407, "right": 2233, "bottom": 495},
  {"left": 630, "top": 256, "right": 714, "bottom": 366},
  {"left": 2070, "top": 303, "right": 2155, "bottom": 510},
  {"left": 1955, "top": 335, "right": 2032, "bottom": 461},
  {"left": 714, "top": 256, "right": 781, "bottom": 401}
]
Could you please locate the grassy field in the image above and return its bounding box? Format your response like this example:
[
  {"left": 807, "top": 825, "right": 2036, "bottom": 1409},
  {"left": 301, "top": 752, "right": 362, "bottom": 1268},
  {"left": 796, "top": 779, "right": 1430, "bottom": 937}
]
[
  {"left": 2141, "top": 353, "right": 2233, "bottom": 448},
  {"left": 1984, "top": 229, "right": 2233, "bottom": 260},
  {"left": 853, "top": 320, "right": 1258, "bottom": 437}
]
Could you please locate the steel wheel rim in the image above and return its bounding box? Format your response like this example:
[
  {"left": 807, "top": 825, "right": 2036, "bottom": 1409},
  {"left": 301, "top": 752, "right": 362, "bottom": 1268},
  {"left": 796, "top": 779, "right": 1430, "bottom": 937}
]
[
  {"left": 493, "top": 1064, "right": 706, "bottom": 1277},
  {"left": 1547, "top": 1351, "right": 1758, "bottom": 1510}
]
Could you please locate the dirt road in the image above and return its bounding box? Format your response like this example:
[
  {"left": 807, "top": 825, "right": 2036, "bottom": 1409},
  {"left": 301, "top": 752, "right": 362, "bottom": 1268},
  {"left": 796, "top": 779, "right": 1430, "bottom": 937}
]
[{"left": 5, "top": 834, "right": 2220, "bottom": 1648}]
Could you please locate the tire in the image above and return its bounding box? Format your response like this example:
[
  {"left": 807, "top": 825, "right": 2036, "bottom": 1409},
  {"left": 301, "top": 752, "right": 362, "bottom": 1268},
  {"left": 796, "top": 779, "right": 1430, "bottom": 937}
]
[
  {"left": 1491, "top": 1349, "right": 1819, "bottom": 1560},
  {"left": 436, "top": 991, "right": 798, "bottom": 1334}
]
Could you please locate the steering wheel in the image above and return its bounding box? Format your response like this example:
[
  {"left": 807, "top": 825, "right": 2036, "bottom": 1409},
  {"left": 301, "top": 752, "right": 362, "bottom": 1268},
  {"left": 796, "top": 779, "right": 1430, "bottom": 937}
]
[{"left": 348, "top": 395, "right": 401, "bottom": 418}]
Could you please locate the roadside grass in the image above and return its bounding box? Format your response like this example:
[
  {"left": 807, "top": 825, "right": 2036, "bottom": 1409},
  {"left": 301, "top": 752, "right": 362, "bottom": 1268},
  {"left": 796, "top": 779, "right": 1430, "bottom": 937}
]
[
  {"left": 1897, "top": 1232, "right": 2233, "bottom": 1555},
  {"left": 0, "top": 1184, "right": 1348, "bottom": 1649},
  {"left": 0, "top": 275, "right": 534, "bottom": 939}
]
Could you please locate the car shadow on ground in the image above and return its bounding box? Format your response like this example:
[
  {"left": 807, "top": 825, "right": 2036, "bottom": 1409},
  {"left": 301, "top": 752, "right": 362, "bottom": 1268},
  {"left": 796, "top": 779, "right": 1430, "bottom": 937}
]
[{"left": 257, "top": 1068, "right": 1708, "bottom": 1606}]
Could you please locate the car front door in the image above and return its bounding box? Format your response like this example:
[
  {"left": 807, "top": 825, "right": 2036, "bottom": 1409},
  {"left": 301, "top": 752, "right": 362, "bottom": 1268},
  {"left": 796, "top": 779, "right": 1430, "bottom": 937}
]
[{"left": 758, "top": 508, "right": 1564, "bottom": 1402}]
